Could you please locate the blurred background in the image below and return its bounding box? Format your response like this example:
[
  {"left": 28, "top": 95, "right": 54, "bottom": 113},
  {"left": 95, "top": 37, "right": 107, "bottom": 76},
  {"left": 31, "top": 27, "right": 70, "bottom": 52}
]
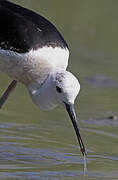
[{"left": 0, "top": 0, "right": 118, "bottom": 179}]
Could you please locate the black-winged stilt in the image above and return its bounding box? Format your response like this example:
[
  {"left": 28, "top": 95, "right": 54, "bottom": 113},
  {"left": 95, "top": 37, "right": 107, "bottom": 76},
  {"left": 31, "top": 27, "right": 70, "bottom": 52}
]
[{"left": 0, "top": 0, "right": 86, "bottom": 161}]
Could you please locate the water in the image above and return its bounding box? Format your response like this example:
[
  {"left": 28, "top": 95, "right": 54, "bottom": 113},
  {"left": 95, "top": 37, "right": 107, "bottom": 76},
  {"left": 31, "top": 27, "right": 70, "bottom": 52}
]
[{"left": 0, "top": 0, "right": 118, "bottom": 179}]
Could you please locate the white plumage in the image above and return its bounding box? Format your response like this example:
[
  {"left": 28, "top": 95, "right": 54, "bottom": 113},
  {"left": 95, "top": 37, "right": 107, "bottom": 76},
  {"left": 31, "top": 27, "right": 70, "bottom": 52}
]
[{"left": 0, "top": 47, "right": 69, "bottom": 85}]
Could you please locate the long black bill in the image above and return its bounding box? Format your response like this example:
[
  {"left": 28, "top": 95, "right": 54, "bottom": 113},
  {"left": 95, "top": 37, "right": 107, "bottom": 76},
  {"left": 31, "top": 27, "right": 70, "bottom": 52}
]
[{"left": 65, "top": 102, "right": 86, "bottom": 156}]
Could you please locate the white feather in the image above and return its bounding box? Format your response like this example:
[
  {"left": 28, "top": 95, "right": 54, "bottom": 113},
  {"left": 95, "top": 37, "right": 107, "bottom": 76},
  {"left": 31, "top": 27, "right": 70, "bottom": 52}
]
[{"left": 0, "top": 46, "right": 69, "bottom": 85}]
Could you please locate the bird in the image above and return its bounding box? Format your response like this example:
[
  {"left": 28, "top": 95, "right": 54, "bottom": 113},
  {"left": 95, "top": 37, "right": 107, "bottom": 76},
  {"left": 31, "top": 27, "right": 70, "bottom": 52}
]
[{"left": 0, "top": 0, "right": 86, "bottom": 157}]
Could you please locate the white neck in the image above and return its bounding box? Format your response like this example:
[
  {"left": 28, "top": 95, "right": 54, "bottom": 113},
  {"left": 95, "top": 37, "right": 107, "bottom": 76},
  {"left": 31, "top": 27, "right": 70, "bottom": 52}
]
[{"left": 27, "top": 74, "right": 58, "bottom": 110}]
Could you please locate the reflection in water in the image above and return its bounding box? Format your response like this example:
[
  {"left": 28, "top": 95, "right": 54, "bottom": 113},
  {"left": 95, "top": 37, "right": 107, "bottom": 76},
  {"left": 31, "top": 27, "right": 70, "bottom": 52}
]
[
  {"left": 0, "top": 122, "right": 85, "bottom": 179},
  {"left": 86, "top": 75, "right": 118, "bottom": 87},
  {"left": 82, "top": 117, "right": 118, "bottom": 126},
  {"left": 0, "top": 121, "right": 118, "bottom": 179},
  {"left": 0, "top": 122, "right": 83, "bottom": 165}
]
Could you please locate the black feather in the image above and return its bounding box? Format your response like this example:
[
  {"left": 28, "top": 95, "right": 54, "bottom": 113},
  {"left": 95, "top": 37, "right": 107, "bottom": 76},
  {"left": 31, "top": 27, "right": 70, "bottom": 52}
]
[{"left": 0, "top": 0, "right": 68, "bottom": 53}]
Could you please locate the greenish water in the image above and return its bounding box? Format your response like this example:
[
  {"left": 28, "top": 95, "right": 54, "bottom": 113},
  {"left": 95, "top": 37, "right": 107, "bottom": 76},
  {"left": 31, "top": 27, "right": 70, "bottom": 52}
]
[{"left": 0, "top": 0, "right": 118, "bottom": 179}]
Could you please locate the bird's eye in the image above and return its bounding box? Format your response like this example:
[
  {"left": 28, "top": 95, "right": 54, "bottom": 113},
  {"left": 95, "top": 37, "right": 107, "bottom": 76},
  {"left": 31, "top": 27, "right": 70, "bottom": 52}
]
[{"left": 56, "top": 86, "right": 62, "bottom": 93}]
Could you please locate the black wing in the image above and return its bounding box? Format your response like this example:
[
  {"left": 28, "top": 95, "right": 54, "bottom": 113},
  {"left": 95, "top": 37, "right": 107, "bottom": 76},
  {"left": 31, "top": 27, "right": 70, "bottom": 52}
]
[{"left": 0, "top": 0, "right": 68, "bottom": 53}]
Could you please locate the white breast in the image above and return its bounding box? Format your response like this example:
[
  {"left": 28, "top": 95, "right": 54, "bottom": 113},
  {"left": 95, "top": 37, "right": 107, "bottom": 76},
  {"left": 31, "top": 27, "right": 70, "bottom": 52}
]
[
  {"left": 28, "top": 46, "right": 69, "bottom": 70},
  {"left": 0, "top": 46, "right": 69, "bottom": 85}
]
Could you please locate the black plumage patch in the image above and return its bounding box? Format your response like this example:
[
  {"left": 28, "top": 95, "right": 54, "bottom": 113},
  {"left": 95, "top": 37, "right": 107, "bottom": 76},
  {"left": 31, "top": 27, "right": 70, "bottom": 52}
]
[{"left": 0, "top": 0, "right": 68, "bottom": 53}]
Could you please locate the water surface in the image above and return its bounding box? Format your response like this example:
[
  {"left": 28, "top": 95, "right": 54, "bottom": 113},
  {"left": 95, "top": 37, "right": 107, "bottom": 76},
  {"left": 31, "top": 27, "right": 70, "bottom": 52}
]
[{"left": 0, "top": 0, "right": 118, "bottom": 179}]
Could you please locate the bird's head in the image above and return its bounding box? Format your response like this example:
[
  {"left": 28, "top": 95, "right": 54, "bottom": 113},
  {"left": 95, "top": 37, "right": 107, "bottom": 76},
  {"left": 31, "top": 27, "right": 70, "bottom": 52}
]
[
  {"left": 53, "top": 70, "right": 80, "bottom": 107},
  {"left": 28, "top": 70, "right": 86, "bottom": 156}
]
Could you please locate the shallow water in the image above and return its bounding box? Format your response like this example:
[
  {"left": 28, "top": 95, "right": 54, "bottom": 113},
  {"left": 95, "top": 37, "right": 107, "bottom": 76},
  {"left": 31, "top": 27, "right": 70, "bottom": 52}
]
[{"left": 0, "top": 0, "right": 118, "bottom": 179}]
